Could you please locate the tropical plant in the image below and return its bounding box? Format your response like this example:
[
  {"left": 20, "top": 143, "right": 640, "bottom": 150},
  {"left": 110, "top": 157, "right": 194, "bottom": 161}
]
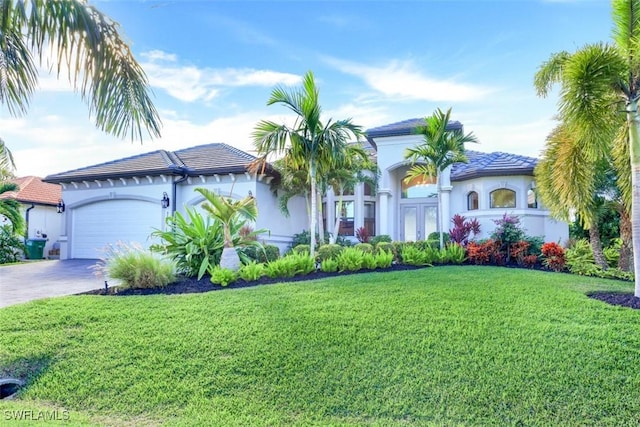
[
  {"left": 320, "top": 258, "right": 339, "bottom": 273},
  {"left": 444, "top": 243, "right": 466, "bottom": 265},
  {"left": 404, "top": 108, "right": 478, "bottom": 249},
  {"left": 541, "top": 242, "right": 566, "bottom": 272},
  {"left": 448, "top": 214, "right": 481, "bottom": 246},
  {"left": 335, "top": 247, "right": 365, "bottom": 272},
  {"left": 209, "top": 266, "right": 238, "bottom": 287},
  {"left": 354, "top": 243, "right": 374, "bottom": 253},
  {"left": 466, "top": 240, "right": 497, "bottom": 265},
  {"left": 253, "top": 71, "right": 363, "bottom": 258},
  {"left": 0, "top": 224, "right": 24, "bottom": 264},
  {"left": 491, "top": 213, "right": 526, "bottom": 262},
  {"left": 533, "top": 0, "right": 640, "bottom": 294},
  {"left": 317, "top": 244, "right": 343, "bottom": 261},
  {"left": 150, "top": 207, "right": 224, "bottom": 279},
  {"left": 399, "top": 245, "right": 430, "bottom": 267},
  {"left": 0, "top": 140, "right": 16, "bottom": 180},
  {"left": 237, "top": 261, "right": 266, "bottom": 282},
  {"left": 370, "top": 235, "right": 392, "bottom": 246},
  {"left": 264, "top": 256, "right": 299, "bottom": 279},
  {"left": 195, "top": 187, "right": 265, "bottom": 271},
  {"left": 361, "top": 252, "right": 378, "bottom": 270},
  {"left": 0, "top": 182, "right": 24, "bottom": 234},
  {"left": 0, "top": 0, "right": 161, "bottom": 145},
  {"left": 374, "top": 250, "right": 394, "bottom": 269},
  {"left": 355, "top": 226, "right": 370, "bottom": 244},
  {"left": 292, "top": 244, "right": 311, "bottom": 255},
  {"left": 93, "top": 242, "right": 176, "bottom": 290}
]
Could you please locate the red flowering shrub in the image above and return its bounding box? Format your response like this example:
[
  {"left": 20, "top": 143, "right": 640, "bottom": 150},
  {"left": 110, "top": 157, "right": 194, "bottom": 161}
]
[
  {"left": 541, "top": 242, "right": 565, "bottom": 272},
  {"left": 522, "top": 254, "right": 539, "bottom": 268},
  {"left": 510, "top": 240, "right": 530, "bottom": 266},
  {"left": 466, "top": 240, "right": 497, "bottom": 265}
]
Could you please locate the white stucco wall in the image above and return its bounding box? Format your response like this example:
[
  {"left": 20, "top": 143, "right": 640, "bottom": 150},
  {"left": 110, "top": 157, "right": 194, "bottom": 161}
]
[{"left": 23, "top": 204, "right": 62, "bottom": 257}]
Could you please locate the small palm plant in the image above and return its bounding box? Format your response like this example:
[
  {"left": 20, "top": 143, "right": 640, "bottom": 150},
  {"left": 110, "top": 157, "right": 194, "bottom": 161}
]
[{"left": 195, "top": 187, "right": 262, "bottom": 271}]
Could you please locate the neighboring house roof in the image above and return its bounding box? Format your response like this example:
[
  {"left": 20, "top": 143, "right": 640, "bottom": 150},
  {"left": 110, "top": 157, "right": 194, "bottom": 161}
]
[
  {"left": 0, "top": 176, "right": 61, "bottom": 206},
  {"left": 44, "top": 143, "right": 273, "bottom": 183},
  {"left": 366, "top": 118, "right": 463, "bottom": 140},
  {"left": 451, "top": 151, "right": 538, "bottom": 181}
]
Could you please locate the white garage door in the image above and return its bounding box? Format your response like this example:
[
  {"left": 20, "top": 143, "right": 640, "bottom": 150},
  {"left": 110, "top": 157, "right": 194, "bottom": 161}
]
[{"left": 71, "top": 199, "right": 162, "bottom": 259}]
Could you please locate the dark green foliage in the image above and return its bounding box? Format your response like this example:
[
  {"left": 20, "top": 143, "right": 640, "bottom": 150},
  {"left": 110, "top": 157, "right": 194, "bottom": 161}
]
[
  {"left": 238, "top": 244, "right": 280, "bottom": 264},
  {"left": 428, "top": 231, "right": 450, "bottom": 244},
  {"left": 317, "top": 244, "right": 343, "bottom": 261},
  {"left": 354, "top": 242, "right": 374, "bottom": 253},
  {"left": 523, "top": 235, "right": 545, "bottom": 256},
  {"left": 570, "top": 208, "right": 620, "bottom": 248},
  {"left": 491, "top": 213, "right": 526, "bottom": 261},
  {"left": 369, "top": 234, "right": 392, "bottom": 246},
  {"left": 0, "top": 225, "right": 24, "bottom": 264}
]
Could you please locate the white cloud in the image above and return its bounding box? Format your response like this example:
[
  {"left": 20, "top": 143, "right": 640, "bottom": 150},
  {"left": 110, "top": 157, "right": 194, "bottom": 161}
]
[
  {"left": 324, "top": 56, "right": 493, "bottom": 102},
  {"left": 141, "top": 50, "right": 301, "bottom": 103}
]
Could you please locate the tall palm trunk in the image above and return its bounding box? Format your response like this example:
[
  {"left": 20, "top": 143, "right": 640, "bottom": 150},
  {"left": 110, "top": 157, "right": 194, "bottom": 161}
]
[
  {"left": 618, "top": 206, "right": 633, "bottom": 271},
  {"left": 317, "top": 189, "right": 325, "bottom": 245},
  {"left": 309, "top": 158, "right": 317, "bottom": 258},
  {"left": 588, "top": 223, "right": 607, "bottom": 269},
  {"left": 627, "top": 101, "right": 640, "bottom": 296},
  {"left": 437, "top": 174, "right": 444, "bottom": 249}
]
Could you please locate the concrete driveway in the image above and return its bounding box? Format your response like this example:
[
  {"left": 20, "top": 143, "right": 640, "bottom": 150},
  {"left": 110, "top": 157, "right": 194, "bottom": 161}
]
[{"left": 0, "top": 259, "right": 110, "bottom": 308}]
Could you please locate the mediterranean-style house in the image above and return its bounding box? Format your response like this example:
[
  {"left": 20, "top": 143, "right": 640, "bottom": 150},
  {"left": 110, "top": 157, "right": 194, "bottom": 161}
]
[
  {"left": 0, "top": 176, "right": 63, "bottom": 257},
  {"left": 43, "top": 118, "right": 568, "bottom": 260}
]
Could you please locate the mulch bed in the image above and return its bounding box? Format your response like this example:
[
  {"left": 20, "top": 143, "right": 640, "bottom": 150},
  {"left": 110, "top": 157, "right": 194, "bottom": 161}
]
[{"left": 79, "top": 263, "right": 640, "bottom": 310}]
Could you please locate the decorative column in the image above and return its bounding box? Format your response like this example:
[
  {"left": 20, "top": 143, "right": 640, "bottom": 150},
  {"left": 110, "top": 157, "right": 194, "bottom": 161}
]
[
  {"left": 440, "top": 185, "right": 453, "bottom": 234},
  {"left": 378, "top": 189, "right": 391, "bottom": 236}
]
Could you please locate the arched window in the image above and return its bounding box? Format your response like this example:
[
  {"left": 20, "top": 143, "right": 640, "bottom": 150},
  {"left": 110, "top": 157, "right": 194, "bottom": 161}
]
[
  {"left": 490, "top": 188, "right": 516, "bottom": 208},
  {"left": 401, "top": 174, "right": 437, "bottom": 199},
  {"left": 527, "top": 189, "right": 537, "bottom": 209},
  {"left": 467, "top": 191, "right": 479, "bottom": 210}
]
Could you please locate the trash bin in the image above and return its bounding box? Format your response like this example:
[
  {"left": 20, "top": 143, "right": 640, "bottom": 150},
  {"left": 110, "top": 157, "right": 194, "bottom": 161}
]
[{"left": 25, "top": 238, "right": 47, "bottom": 259}]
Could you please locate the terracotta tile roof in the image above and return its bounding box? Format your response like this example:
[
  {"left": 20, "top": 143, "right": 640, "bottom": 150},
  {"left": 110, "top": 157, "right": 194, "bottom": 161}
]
[
  {"left": 1, "top": 176, "right": 61, "bottom": 206},
  {"left": 451, "top": 151, "right": 537, "bottom": 181},
  {"left": 43, "top": 143, "right": 270, "bottom": 183}
]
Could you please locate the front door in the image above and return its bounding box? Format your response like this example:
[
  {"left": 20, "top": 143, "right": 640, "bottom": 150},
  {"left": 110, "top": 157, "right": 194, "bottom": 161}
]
[{"left": 400, "top": 204, "right": 438, "bottom": 241}]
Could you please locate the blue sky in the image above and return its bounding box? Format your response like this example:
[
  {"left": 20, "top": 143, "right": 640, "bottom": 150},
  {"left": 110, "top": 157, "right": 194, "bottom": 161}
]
[{"left": 6, "top": 0, "right": 612, "bottom": 177}]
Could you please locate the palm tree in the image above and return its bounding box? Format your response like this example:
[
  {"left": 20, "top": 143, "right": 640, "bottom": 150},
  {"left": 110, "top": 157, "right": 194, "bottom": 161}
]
[
  {"left": 0, "top": 139, "right": 16, "bottom": 180},
  {"left": 195, "top": 187, "right": 259, "bottom": 271},
  {"left": 0, "top": 0, "right": 161, "bottom": 143},
  {"left": 535, "top": 123, "right": 620, "bottom": 268},
  {"left": 252, "top": 71, "right": 362, "bottom": 257},
  {"left": 404, "top": 107, "right": 478, "bottom": 249},
  {"left": 533, "top": 0, "right": 640, "bottom": 295},
  {"left": 325, "top": 144, "right": 378, "bottom": 244},
  {"left": 0, "top": 182, "right": 24, "bottom": 235}
]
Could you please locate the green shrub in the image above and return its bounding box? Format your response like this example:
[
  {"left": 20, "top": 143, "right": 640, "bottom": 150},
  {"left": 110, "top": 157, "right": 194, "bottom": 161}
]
[
  {"left": 375, "top": 241, "right": 395, "bottom": 256},
  {"left": 375, "top": 250, "right": 394, "bottom": 269},
  {"left": 604, "top": 238, "right": 622, "bottom": 268},
  {"left": 523, "top": 235, "right": 544, "bottom": 256},
  {"left": 422, "top": 245, "right": 441, "bottom": 264},
  {"left": 317, "top": 244, "right": 343, "bottom": 261},
  {"left": 354, "top": 242, "right": 374, "bottom": 253},
  {"left": 264, "top": 244, "right": 281, "bottom": 262},
  {"left": 288, "top": 252, "right": 316, "bottom": 276},
  {"left": 565, "top": 239, "right": 596, "bottom": 275},
  {"left": 292, "top": 244, "right": 311, "bottom": 255},
  {"left": 320, "top": 258, "right": 339, "bottom": 273},
  {"left": 265, "top": 256, "right": 299, "bottom": 278},
  {"left": 336, "top": 247, "right": 364, "bottom": 272},
  {"left": 95, "top": 242, "right": 176, "bottom": 290},
  {"left": 237, "top": 261, "right": 266, "bottom": 281},
  {"left": 392, "top": 241, "right": 405, "bottom": 261},
  {"left": 400, "top": 245, "right": 430, "bottom": 266},
  {"left": 239, "top": 244, "right": 280, "bottom": 264},
  {"left": 209, "top": 266, "right": 237, "bottom": 287},
  {"left": 0, "top": 225, "right": 24, "bottom": 264},
  {"left": 427, "top": 231, "right": 450, "bottom": 244},
  {"left": 362, "top": 252, "right": 378, "bottom": 270},
  {"left": 443, "top": 243, "right": 466, "bottom": 265},
  {"left": 369, "top": 235, "right": 392, "bottom": 246}
]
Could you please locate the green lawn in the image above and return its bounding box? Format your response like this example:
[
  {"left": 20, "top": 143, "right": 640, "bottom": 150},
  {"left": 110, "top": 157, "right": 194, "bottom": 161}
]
[{"left": 1, "top": 266, "right": 640, "bottom": 426}]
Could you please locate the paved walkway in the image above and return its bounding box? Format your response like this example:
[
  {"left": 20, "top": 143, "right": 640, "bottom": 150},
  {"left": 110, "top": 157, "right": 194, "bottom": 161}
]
[{"left": 0, "top": 259, "right": 112, "bottom": 308}]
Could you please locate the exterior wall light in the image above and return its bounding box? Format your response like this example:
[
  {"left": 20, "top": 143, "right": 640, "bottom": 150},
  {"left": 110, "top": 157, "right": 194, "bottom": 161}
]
[
  {"left": 161, "top": 192, "right": 170, "bottom": 209},
  {"left": 56, "top": 199, "right": 65, "bottom": 214}
]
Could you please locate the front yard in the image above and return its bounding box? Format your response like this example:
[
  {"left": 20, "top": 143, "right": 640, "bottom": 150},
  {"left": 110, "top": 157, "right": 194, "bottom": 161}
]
[{"left": 1, "top": 266, "right": 639, "bottom": 426}]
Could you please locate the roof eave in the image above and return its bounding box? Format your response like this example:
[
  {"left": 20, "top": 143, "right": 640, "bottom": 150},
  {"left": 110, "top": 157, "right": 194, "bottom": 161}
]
[{"left": 451, "top": 168, "right": 535, "bottom": 181}]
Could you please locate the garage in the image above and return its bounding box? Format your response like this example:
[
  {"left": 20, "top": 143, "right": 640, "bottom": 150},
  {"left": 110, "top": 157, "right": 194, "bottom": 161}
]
[{"left": 71, "top": 199, "right": 163, "bottom": 259}]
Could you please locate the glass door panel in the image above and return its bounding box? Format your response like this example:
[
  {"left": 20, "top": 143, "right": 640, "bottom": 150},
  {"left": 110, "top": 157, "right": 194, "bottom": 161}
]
[{"left": 402, "top": 206, "right": 417, "bottom": 241}]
